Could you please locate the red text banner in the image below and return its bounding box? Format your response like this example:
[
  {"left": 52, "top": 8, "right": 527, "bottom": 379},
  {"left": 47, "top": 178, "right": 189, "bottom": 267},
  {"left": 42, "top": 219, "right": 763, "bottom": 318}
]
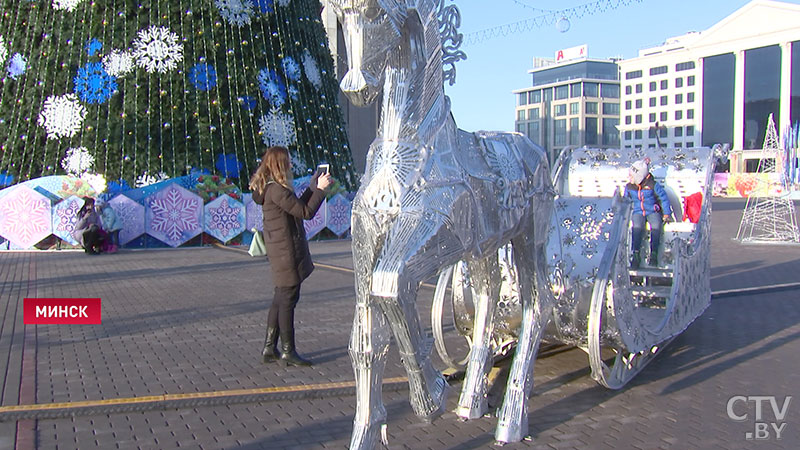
[{"left": 24, "top": 298, "right": 102, "bottom": 325}]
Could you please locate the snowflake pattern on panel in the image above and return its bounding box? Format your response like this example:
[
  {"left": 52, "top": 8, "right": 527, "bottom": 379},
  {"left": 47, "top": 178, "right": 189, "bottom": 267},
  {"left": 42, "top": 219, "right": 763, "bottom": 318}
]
[
  {"left": 0, "top": 36, "right": 8, "bottom": 67},
  {"left": 259, "top": 108, "right": 296, "bottom": 147},
  {"left": 52, "top": 0, "right": 84, "bottom": 12},
  {"left": 0, "top": 187, "right": 51, "bottom": 248},
  {"left": 133, "top": 26, "right": 183, "bottom": 74},
  {"left": 257, "top": 68, "right": 287, "bottom": 107},
  {"left": 86, "top": 38, "right": 102, "bottom": 56},
  {"left": 302, "top": 50, "right": 322, "bottom": 89},
  {"left": 37, "top": 94, "right": 87, "bottom": 139},
  {"left": 7, "top": 53, "right": 27, "bottom": 80},
  {"left": 61, "top": 146, "right": 94, "bottom": 175},
  {"left": 74, "top": 62, "right": 117, "bottom": 104},
  {"left": 110, "top": 196, "right": 145, "bottom": 246},
  {"left": 189, "top": 63, "right": 217, "bottom": 91},
  {"left": 206, "top": 197, "right": 242, "bottom": 239},
  {"left": 148, "top": 186, "right": 201, "bottom": 244},
  {"left": 54, "top": 197, "right": 81, "bottom": 233},
  {"left": 102, "top": 49, "right": 135, "bottom": 77},
  {"left": 215, "top": 0, "right": 254, "bottom": 27}
]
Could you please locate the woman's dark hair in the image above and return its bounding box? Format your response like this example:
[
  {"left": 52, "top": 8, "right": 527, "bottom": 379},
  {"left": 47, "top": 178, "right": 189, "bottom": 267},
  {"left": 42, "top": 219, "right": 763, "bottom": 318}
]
[{"left": 78, "top": 197, "right": 95, "bottom": 216}]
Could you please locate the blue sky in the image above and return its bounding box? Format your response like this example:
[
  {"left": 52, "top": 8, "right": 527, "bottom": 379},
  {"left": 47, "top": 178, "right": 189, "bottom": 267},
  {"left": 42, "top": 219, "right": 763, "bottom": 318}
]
[{"left": 444, "top": 0, "right": 800, "bottom": 132}]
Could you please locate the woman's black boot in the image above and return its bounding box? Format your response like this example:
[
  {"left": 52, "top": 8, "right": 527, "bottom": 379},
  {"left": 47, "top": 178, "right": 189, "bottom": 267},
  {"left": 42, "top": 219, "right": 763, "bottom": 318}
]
[
  {"left": 261, "top": 327, "right": 279, "bottom": 363},
  {"left": 279, "top": 329, "right": 312, "bottom": 366}
]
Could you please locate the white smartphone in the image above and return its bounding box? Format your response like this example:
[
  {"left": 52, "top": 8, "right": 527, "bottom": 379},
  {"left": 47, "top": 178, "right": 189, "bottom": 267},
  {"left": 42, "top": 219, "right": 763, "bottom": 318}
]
[{"left": 317, "top": 163, "right": 330, "bottom": 175}]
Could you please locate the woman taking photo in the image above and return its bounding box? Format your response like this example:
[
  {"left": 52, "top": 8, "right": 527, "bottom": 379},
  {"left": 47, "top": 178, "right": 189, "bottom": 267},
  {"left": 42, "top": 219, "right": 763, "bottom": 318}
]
[{"left": 250, "top": 146, "right": 333, "bottom": 366}]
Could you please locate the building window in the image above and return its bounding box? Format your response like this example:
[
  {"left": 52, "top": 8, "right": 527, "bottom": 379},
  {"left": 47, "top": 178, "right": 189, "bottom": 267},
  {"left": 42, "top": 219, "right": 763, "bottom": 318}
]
[
  {"left": 687, "top": 92, "right": 695, "bottom": 103},
  {"left": 675, "top": 77, "right": 683, "bottom": 88},
  {"left": 660, "top": 80, "right": 668, "bottom": 90},
  {"left": 519, "top": 92, "right": 528, "bottom": 106},
  {"left": 625, "top": 85, "right": 632, "bottom": 95},
  {"left": 517, "top": 110, "right": 525, "bottom": 121},
  {"left": 687, "top": 109, "right": 694, "bottom": 119},
  {"left": 586, "top": 102, "right": 598, "bottom": 114},
  {"left": 528, "top": 108, "right": 539, "bottom": 120},
  {"left": 625, "top": 70, "right": 642, "bottom": 80},
  {"left": 554, "top": 104, "right": 567, "bottom": 116},
  {"left": 555, "top": 85, "right": 569, "bottom": 100},
  {"left": 660, "top": 95, "right": 668, "bottom": 106},
  {"left": 659, "top": 128, "right": 667, "bottom": 138},
  {"left": 687, "top": 126, "right": 695, "bottom": 136},
  {"left": 569, "top": 117, "right": 580, "bottom": 144},
  {"left": 528, "top": 121, "right": 540, "bottom": 142},
  {"left": 625, "top": 115, "right": 632, "bottom": 124},
  {"left": 555, "top": 119, "right": 567, "bottom": 146},
  {"left": 635, "top": 114, "right": 642, "bottom": 124},
  {"left": 635, "top": 99, "right": 642, "bottom": 109},
  {"left": 687, "top": 75, "right": 695, "bottom": 86},
  {"left": 601, "top": 83, "right": 620, "bottom": 98},
  {"left": 602, "top": 103, "right": 619, "bottom": 115},
  {"left": 649, "top": 97, "right": 656, "bottom": 107},
  {"left": 649, "top": 113, "right": 656, "bottom": 122},
  {"left": 650, "top": 65, "right": 668, "bottom": 76},
  {"left": 543, "top": 87, "right": 553, "bottom": 101},
  {"left": 571, "top": 83, "right": 582, "bottom": 98},
  {"left": 649, "top": 81, "right": 657, "bottom": 91},
  {"left": 516, "top": 123, "right": 525, "bottom": 133},
  {"left": 676, "top": 61, "right": 696, "bottom": 72},
  {"left": 635, "top": 130, "right": 643, "bottom": 139},
  {"left": 602, "top": 118, "right": 620, "bottom": 146},
  {"left": 530, "top": 90, "right": 542, "bottom": 103},
  {"left": 585, "top": 117, "right": 598, "bottom": 145},
  {"left": 675, "top": 93, "right": 683, "bottom": 104},
  {"left": 584, "top": 82, "right": 599, "bottom": 97},
  {"left": 635, "top": 83, "right": 643, "bottom": 93},
  {"left": 649, "top": 128, "right": 656, "bottom": 138},
  {"left": 625, "top": 100, "right": 632, "bottom": 110},
  {"left": 675, "top": 142, "right": 682, "bottom": 148},
  {"left": 570, "top": 102, "right": 579, "bottom": 115},
  {"left": 675, "top": 110, "right": 683, "bottom": 120},
  {"left": 625, "top": 130, "right": 632, "bottom": 140},
  {"left": 675, "top": 127, "right": 683, "bottom": 137},
  {"left": 660, "top": 111, "right": 667, "bottom": 121}
]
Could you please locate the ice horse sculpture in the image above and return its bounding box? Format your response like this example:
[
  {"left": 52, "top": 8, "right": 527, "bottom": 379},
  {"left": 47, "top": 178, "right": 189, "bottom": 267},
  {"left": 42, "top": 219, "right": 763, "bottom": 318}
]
[{"left": 326, "top": 0, "right": 555, "bottom": 447}]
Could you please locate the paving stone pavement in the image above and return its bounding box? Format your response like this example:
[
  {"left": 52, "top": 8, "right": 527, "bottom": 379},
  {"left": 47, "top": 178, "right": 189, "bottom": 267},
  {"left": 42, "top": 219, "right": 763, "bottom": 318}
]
[{"left": 0, "top": 198, "right": 798, "bottom": 449}]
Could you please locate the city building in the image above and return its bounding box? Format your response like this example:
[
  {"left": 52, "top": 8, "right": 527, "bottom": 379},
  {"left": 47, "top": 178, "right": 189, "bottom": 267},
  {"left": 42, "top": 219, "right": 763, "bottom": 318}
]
[
  {"left": 513, "top": 46, "right": 621, "bottom": 163},
  {"left": 617, "top": 0, "right": 800, "bottom": 173}
]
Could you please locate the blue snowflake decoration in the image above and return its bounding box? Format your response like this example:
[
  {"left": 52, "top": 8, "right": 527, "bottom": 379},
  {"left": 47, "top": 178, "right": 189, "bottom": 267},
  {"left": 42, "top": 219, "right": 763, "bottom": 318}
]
[
  {"left": 107, "top": 179, "right": 131, "bottom": 194},
  {"left": 0, "top": 171, "right": 14, "bottom": 187},
  {"left": 288, "top": 85, "right": 299, "bottom": 100},
  {"left": 253, "top": 0, "right": 274, "bottom": 13},
  {"left": 189, "top": 63, "right": 217, "bottom": 91},
  {"left": 257, "top": 68, "right": 287, "bottom": 107},
  {"left": 238, "top": 96, "right": 258, "bottom": 110},
  {"left": 282, "top": 56, "right": 301, "bottom": 82},
  {"left": 73, "top": 62, "right": 117, "bottom": 104},
  {"left": 86, "top": 38, "right": 103, "bottom": 57},
  {"left": 215, "top": 153, "right": 243, "bottom": 178},
  {"left": 7, "top": 53, "right": 27, "bottom": 80}
]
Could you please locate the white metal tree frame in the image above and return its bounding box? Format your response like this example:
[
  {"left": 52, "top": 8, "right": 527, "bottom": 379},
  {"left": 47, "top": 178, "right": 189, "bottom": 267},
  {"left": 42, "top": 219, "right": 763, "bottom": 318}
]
[{"left": 736, "top": 114, "right": 800, "bottom": 243}]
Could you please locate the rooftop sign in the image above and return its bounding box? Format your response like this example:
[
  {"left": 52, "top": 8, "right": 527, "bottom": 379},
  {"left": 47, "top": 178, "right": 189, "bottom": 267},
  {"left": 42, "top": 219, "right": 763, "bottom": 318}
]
[{"left": 555, "top": 44, "right": 588, "bottom": 62}]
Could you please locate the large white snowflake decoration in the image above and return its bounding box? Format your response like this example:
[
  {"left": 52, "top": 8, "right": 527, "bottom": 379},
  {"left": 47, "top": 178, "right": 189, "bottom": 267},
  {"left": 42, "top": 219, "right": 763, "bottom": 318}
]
[
  {"left": 290, "top": 151, "right": 308, "bottom": 176},
  {"left": 0, "top": 186, "right": 52, "bottom": 249},
  {"left": 215, "top": 0, "right": 254, "bottom": 27},
  {"left": 61, "top": 146, "right": 94, "bottom": 175},
  {"left": 259, "top": 107, "right": 297, "bottom": 147},
  {"left": 52, "top": 0, "right": 84, "bottom": 12},
  {"left": 37, "top": 93, "right": 87, "bottom": 139},
  {"left": 302, "top": 50, "right": 322, "bottom": 89},
  {"left": 80, "top": 173, "right": 107, "bottom": 194},
  {"left": 0, "top": 36, "right": 8, "bottom": 67},
  {"left": 135, "top": 171, "right": 170, "bottom": 187},
  {"left": 133, "top": 26, "right": 184, "bottom": 74},
  {"left": 102, "top": 49, "right": 135, "bottom": 77}
]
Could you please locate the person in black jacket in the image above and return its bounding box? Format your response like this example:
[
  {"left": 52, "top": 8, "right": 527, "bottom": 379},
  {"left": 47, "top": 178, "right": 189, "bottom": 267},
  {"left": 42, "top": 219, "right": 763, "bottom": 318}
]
[{"left": 249, "top": 146, "right": 333, "bottom": 366}]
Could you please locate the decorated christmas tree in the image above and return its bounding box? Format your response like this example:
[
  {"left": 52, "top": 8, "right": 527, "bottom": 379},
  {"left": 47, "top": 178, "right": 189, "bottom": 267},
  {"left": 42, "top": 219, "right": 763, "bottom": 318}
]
[{"left": 0, "top": 0, "right": 357, "bottom": 191}]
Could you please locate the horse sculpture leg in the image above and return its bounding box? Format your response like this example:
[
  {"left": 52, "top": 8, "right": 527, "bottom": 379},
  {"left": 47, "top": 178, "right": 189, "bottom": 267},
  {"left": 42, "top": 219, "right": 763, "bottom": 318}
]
[
  {"left": 494, "top": 236, "right": 553, "bottom": 443},
  {"left": 456, "top": 255, "right": 501, "bottom": 420},
  {"left": 349, "top": 300, "right": 391, "bottom": 450}
]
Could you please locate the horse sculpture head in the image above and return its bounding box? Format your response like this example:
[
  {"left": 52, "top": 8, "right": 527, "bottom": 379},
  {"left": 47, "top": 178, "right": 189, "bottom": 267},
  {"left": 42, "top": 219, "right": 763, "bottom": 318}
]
[{"left": 327, "top": 0, "right": 465, "bottom": 107}]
